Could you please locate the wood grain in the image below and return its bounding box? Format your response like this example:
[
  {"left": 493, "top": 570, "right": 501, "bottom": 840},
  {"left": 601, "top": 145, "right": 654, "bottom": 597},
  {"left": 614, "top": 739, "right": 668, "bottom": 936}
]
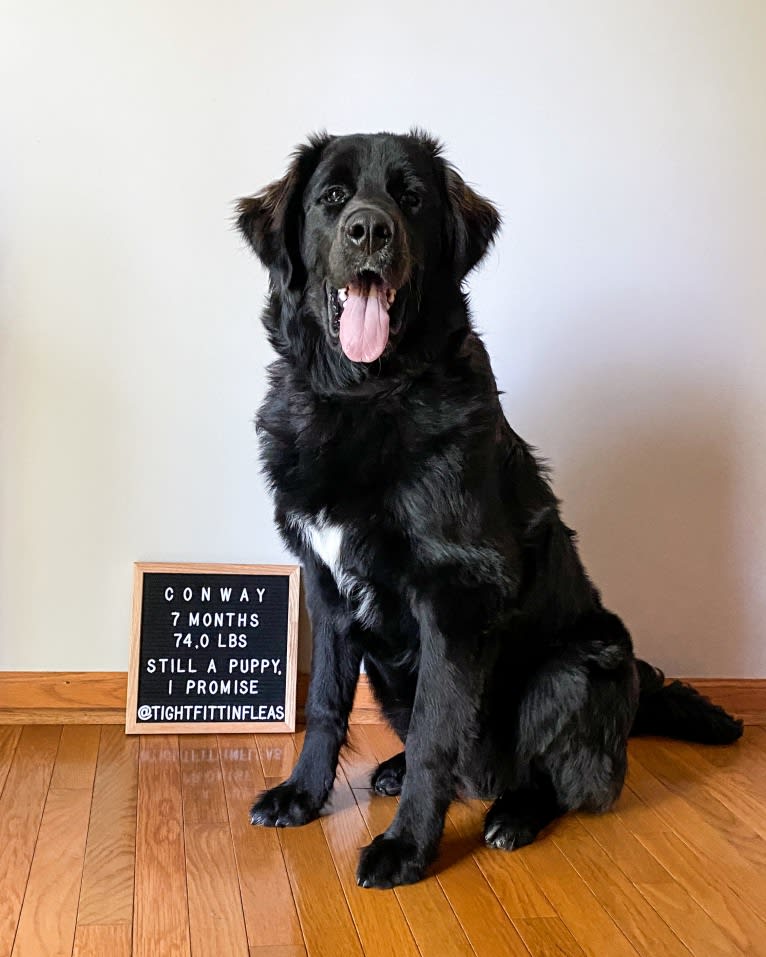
[
  {"left": 349, "top": 730, "right": 476, "bottom": 957},
  {"left": 0, "top": 725, "right": 61, "bottom": 956},
  {"left": 73, "top": 923, "right": 132, "bottom": 957},
  {"left": 514, "top": 917, "right": 587, "bottom": 957},
  {"left": 185, "top": 822, "right": 250, "bottom": 957},
  {"left": 631, "top": 738, "right": 766, "bottom": 870},
  {"left": 0, "top": 726, "right": 765, "bottom": 956},
  {"left": 218, "top": 734, "right": 304, "bottom": 951},
  {"left": 0, "top": 672, "right": 126, "bottom": 709},
  {"left": 77, "top": 726, "right": 139, "bottom": 926},
  {"left": 73, "top": 924, "right": 132, "bottom": 957},
  {"left": 437, "top": 807, "right": 532, "bottom": 956},
  {"left": 0, "top": 727, "right": 21, "bottom": 797},
  {"left": 278, "top": 818, "right": 365, "bottom": 957},
  {"left": 133, "top": 735, "right": 191, "bottom": 957},
  {"left": 553, "top": 831, "right": 691, "bottom": 957},
  {"left": 50, "top": 724, "right": 101, "bottom": 789},
  {"left": 11, "top": 788, "right": 93, "bottom": 957},
  {"left": 321, "top": 766, "right": 421, "bottom": 957},
  {"left": 636, "top": 830, "right": 766, "bottom": 956},
  {"left": 519, "top": 835, "right": 641, "bottom": 957},
  {"left": 12, "top": 729, "right": 99, "bottom": 957}
]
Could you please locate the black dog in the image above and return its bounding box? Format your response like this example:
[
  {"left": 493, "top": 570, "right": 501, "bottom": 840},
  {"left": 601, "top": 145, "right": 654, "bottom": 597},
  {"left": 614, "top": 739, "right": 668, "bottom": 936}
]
[{"left": 237, "top": 131, "right": 742, "bottom": 889}]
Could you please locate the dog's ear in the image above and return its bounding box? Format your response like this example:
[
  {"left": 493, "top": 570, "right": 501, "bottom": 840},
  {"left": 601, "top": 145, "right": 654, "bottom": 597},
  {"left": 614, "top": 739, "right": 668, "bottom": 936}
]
[
  {"left": 236, "top": 133, "right": 331, "bottom": 289},
  {"left": 410, "top": 129, "right": 501, "bottom": 280},
  {"left": 443, "top": 165, "right": 501, "bottom": 280}
]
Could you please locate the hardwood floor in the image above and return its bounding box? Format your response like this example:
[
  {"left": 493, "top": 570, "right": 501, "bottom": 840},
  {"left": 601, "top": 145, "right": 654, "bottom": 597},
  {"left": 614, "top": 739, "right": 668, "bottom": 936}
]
[{"left": 1, "top": 723, "right": 765, "bottom": 956}]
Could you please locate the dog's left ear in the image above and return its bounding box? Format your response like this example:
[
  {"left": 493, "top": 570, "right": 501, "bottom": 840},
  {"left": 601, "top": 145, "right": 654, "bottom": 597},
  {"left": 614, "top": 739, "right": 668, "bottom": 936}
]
[
  {"left": 236, "top": 133, "right": 331, "bottom": 289},
  {"left": 444, "top": 166, "right": 501, "bottom": 280}
]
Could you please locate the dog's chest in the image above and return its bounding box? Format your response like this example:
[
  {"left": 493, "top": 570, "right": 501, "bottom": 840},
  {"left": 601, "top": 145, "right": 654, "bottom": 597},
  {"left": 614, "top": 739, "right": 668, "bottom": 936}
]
[{"left": 288, "top": 511, "right": 380, "bottom": 627}]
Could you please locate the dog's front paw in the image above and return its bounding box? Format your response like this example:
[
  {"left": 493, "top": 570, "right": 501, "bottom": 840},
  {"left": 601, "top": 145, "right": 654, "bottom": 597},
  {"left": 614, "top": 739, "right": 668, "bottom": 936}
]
[
  {"left": 249, "top": 781, "right": 323, "bottom": 828},
  {"left": 356, "top": 834, "right": 425, "bottom": 889},
  {"left": 371, "top": 751, "right": 406, "bottom": 796}
]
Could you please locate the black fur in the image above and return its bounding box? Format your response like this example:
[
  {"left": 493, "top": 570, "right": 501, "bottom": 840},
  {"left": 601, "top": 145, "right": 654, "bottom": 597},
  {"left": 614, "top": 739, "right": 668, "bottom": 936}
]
[{"left": 238, "top": 130, "right": 743, "bottom": 889}]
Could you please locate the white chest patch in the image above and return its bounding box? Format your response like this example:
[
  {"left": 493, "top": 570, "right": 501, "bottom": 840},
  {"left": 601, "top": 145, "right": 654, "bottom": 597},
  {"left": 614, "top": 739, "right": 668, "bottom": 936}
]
[
  {"left": 287, "top": 511, "right": 379, "bottom": 627},
  {"left": 304, "top": 520, "right": 344, "bottom": 574}
]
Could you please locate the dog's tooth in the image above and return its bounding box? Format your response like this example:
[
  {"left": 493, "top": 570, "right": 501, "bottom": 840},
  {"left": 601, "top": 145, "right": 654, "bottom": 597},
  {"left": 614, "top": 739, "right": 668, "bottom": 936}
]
[{"left": 337, "top": 288, "right": 347, "bottom": 303}]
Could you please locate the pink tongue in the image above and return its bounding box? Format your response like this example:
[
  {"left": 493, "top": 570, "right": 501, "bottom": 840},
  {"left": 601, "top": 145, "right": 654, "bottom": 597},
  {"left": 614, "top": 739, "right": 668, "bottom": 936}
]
[{"left": 339, "top": 281, "right": 390, "bottom": 363}]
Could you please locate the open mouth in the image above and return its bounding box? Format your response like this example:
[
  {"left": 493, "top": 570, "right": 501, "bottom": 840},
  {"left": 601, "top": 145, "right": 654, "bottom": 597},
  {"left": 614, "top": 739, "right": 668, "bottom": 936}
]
[{"left": 327, "top": 271, "right": 403, "bottom": 363}]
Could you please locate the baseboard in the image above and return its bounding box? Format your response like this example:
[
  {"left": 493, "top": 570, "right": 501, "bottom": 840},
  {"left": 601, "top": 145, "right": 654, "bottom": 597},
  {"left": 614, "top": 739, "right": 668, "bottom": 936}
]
[
  {"left": 0, "top": 672, "right": 764, "bottom": 727},
  {"left": 0, "top": 671, "right": 382, "bottom": 726}
]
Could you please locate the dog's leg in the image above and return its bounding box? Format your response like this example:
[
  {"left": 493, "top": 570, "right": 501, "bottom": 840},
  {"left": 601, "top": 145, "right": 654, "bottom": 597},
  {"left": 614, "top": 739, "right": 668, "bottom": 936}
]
[
  {"left": 250, "top": 565, "right": 361, "bottom": 827},
  {"left": 484, "top": 613, "right": 637, "bottom": 849},
  {"left": 356, "top": 593, "right": 490, "bottom": 888}
]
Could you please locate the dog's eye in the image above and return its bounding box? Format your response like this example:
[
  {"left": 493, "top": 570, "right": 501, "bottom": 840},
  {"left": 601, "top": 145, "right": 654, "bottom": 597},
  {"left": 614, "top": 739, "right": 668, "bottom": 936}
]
[
  {"left": 399, "top": 191, "right": 421, "bottom": 210},
  {"left": 323, "top": 186, "right": 348, "bottom": 206}
]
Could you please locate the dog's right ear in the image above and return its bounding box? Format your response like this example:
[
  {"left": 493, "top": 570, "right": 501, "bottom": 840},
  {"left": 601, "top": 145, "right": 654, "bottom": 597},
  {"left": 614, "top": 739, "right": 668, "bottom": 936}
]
[{"left": 236, "top": 133, "right": 331, "bottom": 289}]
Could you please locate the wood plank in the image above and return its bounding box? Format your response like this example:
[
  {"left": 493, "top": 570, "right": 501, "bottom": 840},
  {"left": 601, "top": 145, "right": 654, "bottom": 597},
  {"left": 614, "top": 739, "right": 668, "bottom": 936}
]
[
  {"left": 553, "top": 831, "right": 691, "bottom": 957},
  {"left": 357, "top": 720, "right": 524, "bottom": 956},
  {"left": 696, "top": 728, "right": 766, "bottom": 772},
  {"left": 656, "top": 739, "right": 766, "bottom": 840},
  {"left": 278, "top": 818, "right": 364, "bottom": 957},
  {"left": 465, "top": 807, "right": 558, "bottom": 920},
  {"left": 249, "top": 947, "right": 307, "bottom": 957},
  {"left": 635, "top": 880, "right": 745, "bottom": 957},
  {"left": 77, "top": 726, "right": 138, "bottom": 926},
  {"left": 218, "top": 734, "right": 303, "bottom": 951},
  {"left": 628, "top": 751, "right": 766, "bottom": 913},
  {"left": 253, "top": 733, "right": 363, "bottom": 957},
  {"left": 185, "top": 822, "right": 250, "bottom": 957},
  {"left": 73, "top": 924, "right": 132, "bottom": 957},
  {"left": 256, "top": 733, "right": 300, "bottom": 788},
  {"left": 180, "top": 735, "right": 228, "bottom": 824},
  {"left": 448, "top": 801, "right": 557, "bottom": 923},
  {"left": 49, "top": 725, "right": 101, "bottom": 790},
  {"left": 353, "top": 787, "right": 477, "bottom": 957},
  {"left": 320, "top": 767, "right": 420, "bottom": 957},
  {"left": 133, "top": 736, "right": 190, "bottom": 957},
  {"left": 0, "top": 725, "right": 61, "bottom": 956},
  {"left": 577, "top": 807, "right": 671, "bottom": 883},
  {"left": 514, "top": 917, "right": 587, "bottom": 957},
  {"left": 519, "top": 837, "right": 641, "bottom": 957},
  {"left": 630, "top": 739, "right": 766, "bottom": 869},
  {"left": 11, "top": 776, "right": 95, "bottom": 955},
  {"left": 437, "top": 808, "right": 532, "bottom": 956},
  {"left": 0, "top": 727, "right": 21, "bottom": 798},
  {"left": 636, "top": 830, "right": 766, "bottom": 957}
]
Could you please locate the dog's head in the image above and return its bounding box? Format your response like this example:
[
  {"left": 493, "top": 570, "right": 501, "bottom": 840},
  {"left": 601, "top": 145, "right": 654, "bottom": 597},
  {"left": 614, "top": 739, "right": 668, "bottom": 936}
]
[{"left": 237, "top": 131, "right": 500, "bottom": 371}]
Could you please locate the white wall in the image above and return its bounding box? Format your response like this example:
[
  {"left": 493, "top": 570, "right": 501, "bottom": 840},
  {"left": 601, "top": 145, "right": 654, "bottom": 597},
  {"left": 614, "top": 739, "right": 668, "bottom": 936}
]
[{"left": 1, "top": 0, "right": 764, "bottom": 675}]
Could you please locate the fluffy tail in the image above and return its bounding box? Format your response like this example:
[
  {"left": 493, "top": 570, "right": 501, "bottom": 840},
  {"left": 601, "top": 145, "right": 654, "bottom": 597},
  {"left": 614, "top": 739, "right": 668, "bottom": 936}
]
[{"left": 631, "top": 659, "right": 744, "bottom": 744}]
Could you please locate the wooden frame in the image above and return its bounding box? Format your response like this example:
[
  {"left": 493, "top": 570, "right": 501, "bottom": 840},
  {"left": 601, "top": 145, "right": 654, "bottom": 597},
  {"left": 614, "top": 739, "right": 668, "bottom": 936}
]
[{"left": 127, "top": 562, "right": 300, "bottom": 734}]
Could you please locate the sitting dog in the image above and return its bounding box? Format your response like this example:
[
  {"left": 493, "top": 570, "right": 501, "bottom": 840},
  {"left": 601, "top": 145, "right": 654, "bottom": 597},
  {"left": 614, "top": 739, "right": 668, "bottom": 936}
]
[{"left": 236, "top": 131, "right": 742, "bottom": 889}]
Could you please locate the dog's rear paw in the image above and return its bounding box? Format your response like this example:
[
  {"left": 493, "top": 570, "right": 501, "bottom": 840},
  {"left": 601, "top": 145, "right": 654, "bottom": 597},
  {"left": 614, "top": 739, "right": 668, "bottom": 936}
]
[
  {"left": 356, "top": 834, "right": 424, "bottom": 889},
  {"left": 483, "top": 812, "right": 539, "bottom": 850},
  {"left": 371, "top": 751, "right": 406, "bottom": 796},
  {"left": 250, "top": 782, "right": 322, "bottom": 828}
]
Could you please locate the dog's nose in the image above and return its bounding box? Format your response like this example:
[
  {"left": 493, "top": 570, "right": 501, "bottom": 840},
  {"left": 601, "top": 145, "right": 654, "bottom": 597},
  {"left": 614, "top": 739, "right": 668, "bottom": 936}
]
[{"left": 344, "top": 208, "right": 394, "bottom": 255}]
